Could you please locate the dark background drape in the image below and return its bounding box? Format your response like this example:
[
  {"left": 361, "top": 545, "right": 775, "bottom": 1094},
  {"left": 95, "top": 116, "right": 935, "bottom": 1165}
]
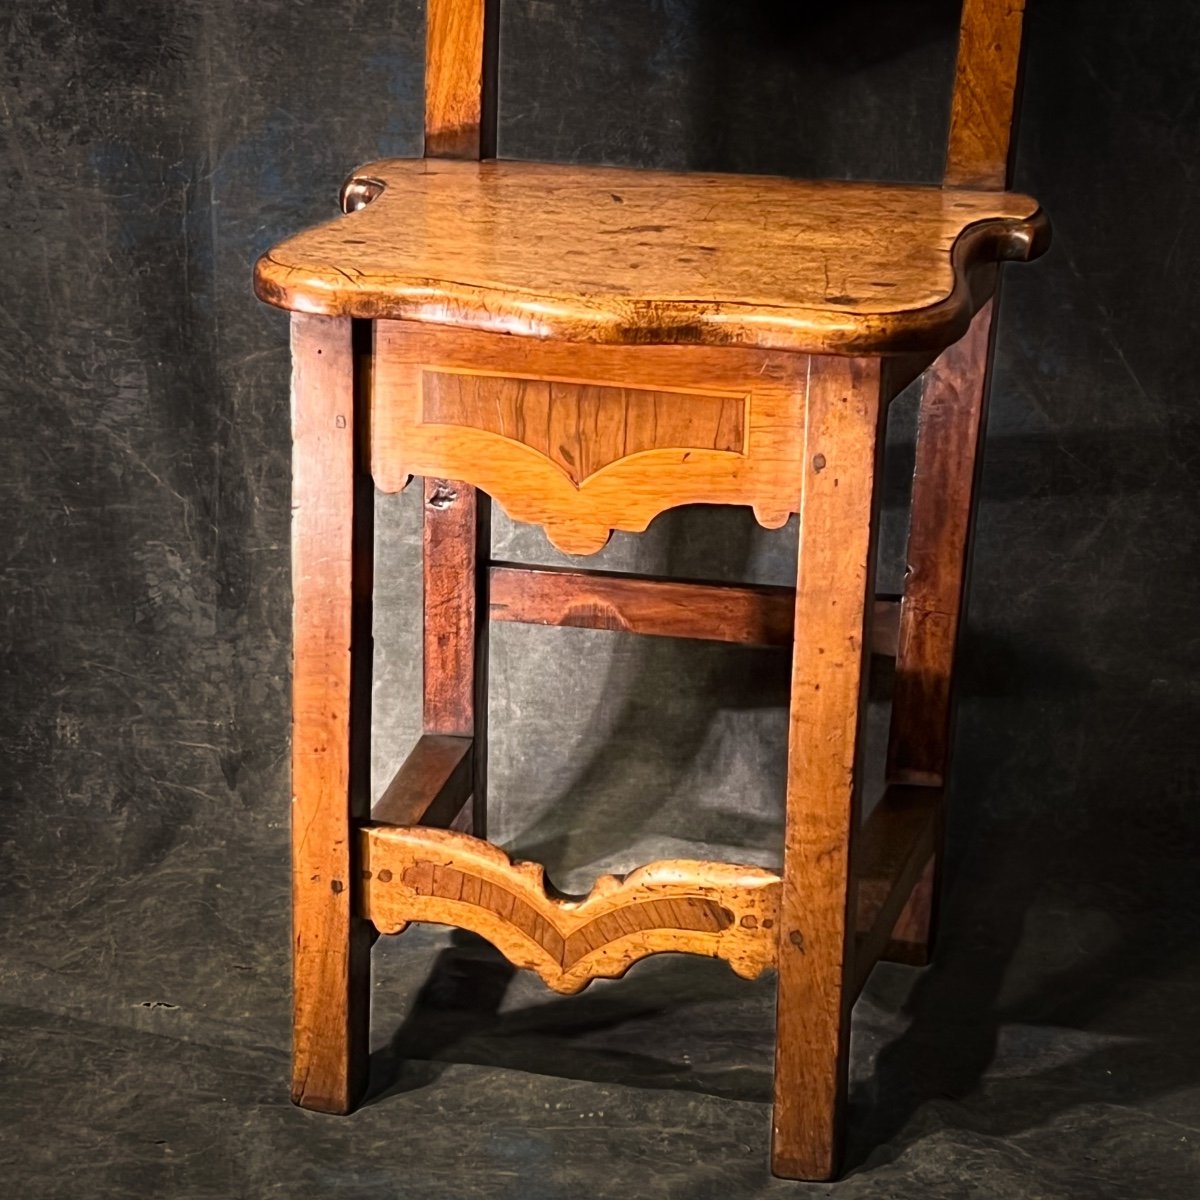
[{"left": 2, "top": 2, "right": 1197, "bottom": 1195}]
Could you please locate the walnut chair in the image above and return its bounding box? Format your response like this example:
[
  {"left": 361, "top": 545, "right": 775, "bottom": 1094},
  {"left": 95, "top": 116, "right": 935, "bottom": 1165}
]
[{"left": 253, "top": 0, "right": 1048, "bottom": 1179}]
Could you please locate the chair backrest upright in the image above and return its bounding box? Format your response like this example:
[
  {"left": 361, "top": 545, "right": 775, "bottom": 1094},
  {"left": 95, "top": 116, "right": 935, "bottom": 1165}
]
[
  {"left": 945, "top": 0, "right": 1027, "bottom": 189},
  {"left": 424, "top": 0, "right": 499, "bottom": 160},
  {"left": 422, "top": 0, "right": 1027, "bottom": 185}
]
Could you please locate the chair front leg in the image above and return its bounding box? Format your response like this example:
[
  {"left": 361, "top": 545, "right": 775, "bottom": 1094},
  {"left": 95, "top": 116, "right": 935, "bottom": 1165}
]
[
  {"left": 772, "top": 356, "right": 886, "bottom": 1180},
  {"left": 289, "top": 313, "right": 372, "bottom": 1113}
]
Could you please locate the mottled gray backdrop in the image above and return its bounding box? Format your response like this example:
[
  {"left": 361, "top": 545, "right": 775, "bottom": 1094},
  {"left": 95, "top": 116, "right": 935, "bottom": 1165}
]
[{"left": 2, "top": 2, "right": 1198, "bottom": 1197}]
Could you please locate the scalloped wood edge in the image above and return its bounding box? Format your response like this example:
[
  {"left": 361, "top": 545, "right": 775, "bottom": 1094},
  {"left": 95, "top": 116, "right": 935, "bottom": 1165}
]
[
  {"left": 254, "top": 159, "right": 1049, "bottom": 356},
  {"left": 384, "top": 437, "right": 769, "bottom": 555},
  {"left": 360, "top": 825, "right": 781, "bottom": 993},
  {"left": 370, "top": 325, "right": 810, "bottom": 555}
]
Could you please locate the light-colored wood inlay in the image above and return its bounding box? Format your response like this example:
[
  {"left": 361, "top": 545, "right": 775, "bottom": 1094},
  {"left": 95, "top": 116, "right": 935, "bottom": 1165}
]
[
  {"left": 361, "top": 825, "right": 781, "bottom": 994},
  {"left": 254, "top": 158, "right": 1047, "bottom": 355},
  {"left": 422, "top": 369, "right": 745, "bottom": 487},
  {"left": 372, "top": 325, "right": 807, "bottom": 555}
]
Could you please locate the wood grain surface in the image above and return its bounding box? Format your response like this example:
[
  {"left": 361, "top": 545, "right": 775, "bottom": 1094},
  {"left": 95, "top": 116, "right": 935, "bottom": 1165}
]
[
  {"left": 372, "top": 733, "right": 473, "bottom": 828},
  {"left": 420, "top": 477, "right": 490, "bottom": 836},
  {"left": 884, "top": 298, "right": 998, "bottom": 967},
  {"left": 423, "top": 369, "right": 746, "bottom": 486},
  {"left": 851, "top": 785, "right": 941, "bottom": 999},
  {"left": 270, "top": 0, "right": 1046, "bottom": 1176},
  {"left": 889, "top": 301, "right": 996, "bottom": 787},
  {"left": 361, "top": 825, "right": 781, "bottom": 993},
  {"left": 422, "top": 478, "right": 484, "bottom": 735},
  {"left": 945, "top": 0, "right": 1027, "bottom": 189},
  {"left": 424, "top": 0, "right": 490, "bottom": 158},
  {"left": 773, "top": 356, "right": 885, "bottom": 1180},
  {"left": 288, "top": 314, "right": 371, "bottom": 1114},
  {"left": 371, "top": 324, "right": 808, "bottom": 553},
  {"left": 254, "top": 159, "right": 1047, "bottom": 355},
  {"left": 489, "top": 563, "right": 902, "bottom": 656}
]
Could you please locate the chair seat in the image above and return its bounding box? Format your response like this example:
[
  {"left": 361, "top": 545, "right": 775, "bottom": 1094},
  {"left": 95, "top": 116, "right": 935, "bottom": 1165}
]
[{"left": 254, "top": 158, "right": 1047, "bottom": 356}]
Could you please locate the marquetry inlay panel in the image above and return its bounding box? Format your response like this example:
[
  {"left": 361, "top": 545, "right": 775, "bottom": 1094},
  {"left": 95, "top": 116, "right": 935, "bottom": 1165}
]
[
  {"left": 421, "top": 370, "right": 746, "bottom": 486},
  {"left": 371, "top": 323, "right": 811, "bottom": 555},
  {"left": 361, "top": 824, "right": 781, "bottom": 994}
]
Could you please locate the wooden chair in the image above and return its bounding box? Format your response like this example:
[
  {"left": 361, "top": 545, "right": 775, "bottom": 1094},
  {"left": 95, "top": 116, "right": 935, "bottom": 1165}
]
[{"left": 253, "top": 0, "right": 1047, "bottom": 1179}]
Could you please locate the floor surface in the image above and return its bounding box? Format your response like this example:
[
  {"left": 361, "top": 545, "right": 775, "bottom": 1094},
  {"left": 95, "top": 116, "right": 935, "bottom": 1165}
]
[{"left": 3, "top": 801, "right": 1197, "bottom": 1199}]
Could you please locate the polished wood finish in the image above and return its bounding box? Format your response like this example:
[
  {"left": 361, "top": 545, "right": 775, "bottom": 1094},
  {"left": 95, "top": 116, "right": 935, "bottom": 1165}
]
[
  {"left": 773, "top": 357, "right": 884, "bottom": 1180},
  {"left": 372, "top": 733, "right": 473, "bottom": 828},
  {"left": 372, "top": 324, "right": 808, "bottom": 554},
  {"left": 424, "top": 0, "right": 497, "bottom": 159},
  {"left": 491, "top": 563, "right": 792, "bottom": 646},
  {"left": 489, "top": 562, "right": 901, "bottom": 657},
  {"left": 870, "top": 0, "right": 1028, "bottom": 979},
  {"left": 421, "top": 477, "right": 490, "bottom": 836},
  {"left": 267, "top": 0, "right": 1045, "bottom": 1181},
  {"left": 889, "top": 302, "right": 996, "bottom": 787},
  {"left": 254, "top": 159, "right": 1046, "bottom": 356},
  {"left": 288, "top": 314, "right": 371, "bottom": 1114},
  {"left": 885, "top": 300, "right": 997, "bottom": 965},
  {"left": 420, "top": 0, "right": 495, "bottom": 842},
  {"left": 422, "top": 478, "right": 482, "bottom": 736},
  {"left": 423, "top": 369, "right": 746, "bottom": 486},
  {"left": 946, "top": 0, "right": 1027, "bottom": 189},
  {"left": 361, "top": 825, "right": 781, "bottom": 994},
  {"left": 851, "top": 786, "right": 941, "bottom": 1000}
]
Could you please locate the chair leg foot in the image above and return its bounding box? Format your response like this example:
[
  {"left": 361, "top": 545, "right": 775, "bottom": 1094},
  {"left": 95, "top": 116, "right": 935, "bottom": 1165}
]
[
  {"left": 768, "top": 1075, "right": 844, "bottom": 1176},
  {"left": 291, "top": 920, "right": 373, "bottom": 1114}
]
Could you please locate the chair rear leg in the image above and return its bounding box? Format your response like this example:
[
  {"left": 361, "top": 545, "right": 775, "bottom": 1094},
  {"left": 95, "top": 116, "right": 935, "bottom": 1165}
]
[
  {"left": 422, "top": 478, "right": 490, "bottom": 834},
  {"left": 885, "top": 299, "right": 998, "bottom": 962}
]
